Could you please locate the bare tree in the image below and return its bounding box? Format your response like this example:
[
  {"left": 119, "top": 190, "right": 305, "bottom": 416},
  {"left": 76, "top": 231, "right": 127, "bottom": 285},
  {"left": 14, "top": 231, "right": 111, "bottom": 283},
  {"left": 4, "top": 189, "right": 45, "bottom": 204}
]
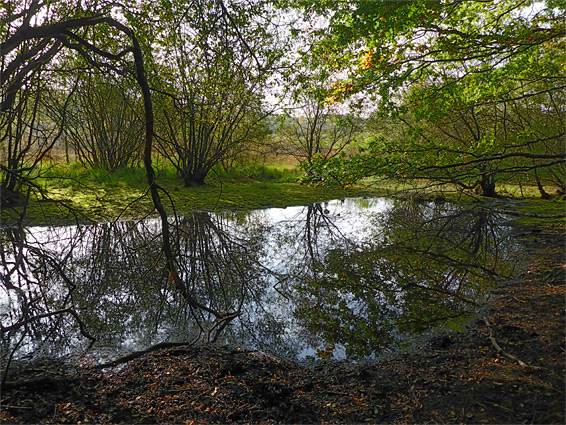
[{"left": 55, "top": 71, "right": 145, "bottom": 171}]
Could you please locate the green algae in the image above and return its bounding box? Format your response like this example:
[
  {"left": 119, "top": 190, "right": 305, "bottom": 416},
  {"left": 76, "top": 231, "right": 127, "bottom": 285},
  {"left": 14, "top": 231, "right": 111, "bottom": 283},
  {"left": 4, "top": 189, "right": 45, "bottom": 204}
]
[
  {"left": 0, "top": 174, "right": 387, "bottom": 226},
  {"left": 2, "top": 163, "right": 562, "bottom": 227}
]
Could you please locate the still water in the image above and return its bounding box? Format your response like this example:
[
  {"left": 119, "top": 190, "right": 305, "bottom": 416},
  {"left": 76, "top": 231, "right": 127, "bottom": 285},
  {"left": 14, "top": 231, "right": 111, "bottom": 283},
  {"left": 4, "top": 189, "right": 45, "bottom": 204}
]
[{"left": 1, "top": 197, "right": 515, "bottom": 366}]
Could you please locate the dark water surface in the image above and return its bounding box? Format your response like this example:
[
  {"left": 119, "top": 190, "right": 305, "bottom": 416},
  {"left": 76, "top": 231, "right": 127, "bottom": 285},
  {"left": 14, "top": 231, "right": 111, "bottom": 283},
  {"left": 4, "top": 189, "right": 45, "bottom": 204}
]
[{"left": 1, "top": 197, "right": 516, "bottom": 366}]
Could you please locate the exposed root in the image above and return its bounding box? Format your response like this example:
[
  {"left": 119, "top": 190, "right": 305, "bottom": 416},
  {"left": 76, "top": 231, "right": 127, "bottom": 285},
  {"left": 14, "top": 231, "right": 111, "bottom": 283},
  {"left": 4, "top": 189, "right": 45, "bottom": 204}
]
[
  {"left": 93, "top": 341, "right": 197, "bottom": 370},
  {"left": 483, "top": 316, "right": 541, "bottom": 370}
]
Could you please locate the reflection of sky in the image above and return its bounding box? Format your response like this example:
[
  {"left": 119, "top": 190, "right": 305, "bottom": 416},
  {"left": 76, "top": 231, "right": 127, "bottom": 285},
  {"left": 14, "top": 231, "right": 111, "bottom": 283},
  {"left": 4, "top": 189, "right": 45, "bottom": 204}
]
[
  {"left": 258, "top": 197, "right": 391, "bottom": 237},
  {"left": 218, "top": 197, "right": 395, "bottom": 361},
  {"left": 253, "top": 197, "right": 392, "bottom": 268},
  {"left": 1, "top": 197, "right": 511, "bottom": 365}
]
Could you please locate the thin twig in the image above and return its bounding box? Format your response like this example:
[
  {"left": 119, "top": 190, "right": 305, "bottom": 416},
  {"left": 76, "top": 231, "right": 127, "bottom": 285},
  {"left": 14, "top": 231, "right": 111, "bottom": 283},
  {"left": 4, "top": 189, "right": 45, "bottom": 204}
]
[{"left": 483, "top": 317, "right": 541, "bottom": 369}]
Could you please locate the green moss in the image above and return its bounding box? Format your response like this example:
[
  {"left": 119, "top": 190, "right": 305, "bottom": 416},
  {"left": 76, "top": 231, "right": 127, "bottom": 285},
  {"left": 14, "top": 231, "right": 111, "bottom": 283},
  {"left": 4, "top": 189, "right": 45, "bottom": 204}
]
[
  {"left": 1, "top": 171, "right": 388, "bottom": 226},
  {"left": 2, "top": 163, "right": 563, "bottom": 227},
  {"left": 506, "top": 198, "right": 566, "bottom": 227}
]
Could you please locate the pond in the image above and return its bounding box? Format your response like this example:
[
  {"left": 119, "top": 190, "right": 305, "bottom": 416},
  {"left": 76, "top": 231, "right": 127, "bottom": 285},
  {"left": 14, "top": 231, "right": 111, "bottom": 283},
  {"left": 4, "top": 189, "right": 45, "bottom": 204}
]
[{"left": 1, "top": 197, "right": 516, "bottom": 368}]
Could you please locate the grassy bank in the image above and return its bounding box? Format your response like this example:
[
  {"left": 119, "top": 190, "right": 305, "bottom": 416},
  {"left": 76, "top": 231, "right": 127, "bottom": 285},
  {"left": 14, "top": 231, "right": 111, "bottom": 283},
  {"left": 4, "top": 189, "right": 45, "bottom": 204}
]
[
  {"left": 1, "top": 163, "right": 388, "bottom": 226},
  {"left": 1, "top": 162, "right": 563, "bottom": 226}
]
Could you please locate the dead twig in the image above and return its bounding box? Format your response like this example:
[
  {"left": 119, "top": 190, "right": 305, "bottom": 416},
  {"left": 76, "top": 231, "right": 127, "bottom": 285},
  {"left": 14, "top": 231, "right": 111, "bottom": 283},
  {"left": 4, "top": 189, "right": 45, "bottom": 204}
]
[{"left": 483, "top": 317, "right": 541, "bottom": 370}]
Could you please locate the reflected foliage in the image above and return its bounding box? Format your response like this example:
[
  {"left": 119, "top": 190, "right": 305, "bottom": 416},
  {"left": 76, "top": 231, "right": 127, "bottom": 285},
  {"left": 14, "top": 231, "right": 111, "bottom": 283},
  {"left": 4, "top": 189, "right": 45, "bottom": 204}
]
[
  {"left": 288, "top": 199, "right": 512, "bottom": 358},
  {"left": 1, "top": 198, "right": 515, "bottom": 373},
  {"left": 1, "top": 224, "right": 96, "bottom": 380}
]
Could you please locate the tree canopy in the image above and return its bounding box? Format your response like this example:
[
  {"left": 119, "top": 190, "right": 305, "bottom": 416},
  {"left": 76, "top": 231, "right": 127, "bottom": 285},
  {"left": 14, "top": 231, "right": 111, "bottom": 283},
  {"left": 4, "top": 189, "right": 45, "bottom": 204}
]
[
  {"left": 296, "top": 0, "right": 565, "bottom": 196},
  {"left": 148, "top": 0, "right": 283, "bottom": 186}
]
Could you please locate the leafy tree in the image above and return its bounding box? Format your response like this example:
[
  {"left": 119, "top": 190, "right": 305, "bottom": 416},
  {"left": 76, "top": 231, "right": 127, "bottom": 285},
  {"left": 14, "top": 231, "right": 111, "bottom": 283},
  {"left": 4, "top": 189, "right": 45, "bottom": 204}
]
[
  {"left": 146, "top": 0, "right": 283, "bottom": 186},
  {"left": 277, "top": 19, "right": 363, "bottom": 164},
  {"left": 0, "top": 69, "right": 64, "bottom": 206},
  {"left": 1, "top": 0, "right": 149, "bottom": 204},
  {"left": 56, "top": 71, "right": 145, "bottom": 172},
  {"left": 0, "top": 0, "right": 189, "bottom": 376},
  {"left": 276, "top": 96, "right": 361, "bottom": 164},
  {"left": 2, "top": 1, "right": 285, "bottom": 370},
  {"left": 292, "top": 0, "right": 565, "bottom": 196}
]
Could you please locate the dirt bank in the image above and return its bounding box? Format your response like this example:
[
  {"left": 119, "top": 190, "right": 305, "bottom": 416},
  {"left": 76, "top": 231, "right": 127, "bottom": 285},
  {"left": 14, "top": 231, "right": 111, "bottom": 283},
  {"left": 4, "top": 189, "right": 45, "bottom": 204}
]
[{"left": 1, "top": 221, "right": 564, "bottom": 424}]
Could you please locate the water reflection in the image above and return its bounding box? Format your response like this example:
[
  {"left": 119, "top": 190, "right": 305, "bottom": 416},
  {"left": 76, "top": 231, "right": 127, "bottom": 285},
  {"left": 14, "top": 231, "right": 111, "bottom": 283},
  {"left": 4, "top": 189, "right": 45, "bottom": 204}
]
[
  {"left": 1, "top": 198, "right": 514, "bottom": 373},
  {"left": 174, "top": 211, "right": 275, "bottom": 341},
  {"left": 286, "top": 200, "right": 511, "bottom": 358}
]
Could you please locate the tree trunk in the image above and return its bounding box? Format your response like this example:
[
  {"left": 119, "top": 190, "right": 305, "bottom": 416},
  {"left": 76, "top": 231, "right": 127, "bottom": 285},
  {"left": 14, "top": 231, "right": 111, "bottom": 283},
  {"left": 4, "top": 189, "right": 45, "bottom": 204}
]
[
  {"left": 0, "top": 183, "right": 24, "bottom": 207},
  {"left": 474, "top": 174, "right": 497, "bottom": 197},
  {"left": 533, "top": 167, "right": 551, "bottom": 199},
  {"left": 182, "top": 167, "right": 208, "bottom": 187}
]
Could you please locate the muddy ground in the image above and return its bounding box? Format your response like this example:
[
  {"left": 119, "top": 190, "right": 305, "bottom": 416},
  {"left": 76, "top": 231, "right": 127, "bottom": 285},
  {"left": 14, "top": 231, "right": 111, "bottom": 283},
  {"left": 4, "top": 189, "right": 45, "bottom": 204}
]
[{"left": 1, "top": 221, "right": 564, "bottom": 424}]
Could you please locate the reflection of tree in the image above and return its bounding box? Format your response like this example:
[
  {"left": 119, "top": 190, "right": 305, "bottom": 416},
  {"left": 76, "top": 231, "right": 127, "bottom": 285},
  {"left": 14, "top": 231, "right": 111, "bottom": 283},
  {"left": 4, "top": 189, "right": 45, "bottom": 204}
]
[
  {"left": 0, "top": 211, "right": 272, "bottom": 377},
  {"left": 305, "top": 204, "right": 343, "bottom": 263},
  {"left": 0, "top": 225, "right": 96, "bottom": 383},
  {"left": 175, "top": 212, "right": 271, "bottom": 341},
  {"left": 69, "top": 221, "right": 168, "bottom": 346},
  {"left": 281, "top": 203, "right": 352, "bottom": 285},
  {"left": 1, "top": 198, "right": 515, "bottom": 368},
  {"left": 291, "top": 200, "right": 512, "bottom": 359}
]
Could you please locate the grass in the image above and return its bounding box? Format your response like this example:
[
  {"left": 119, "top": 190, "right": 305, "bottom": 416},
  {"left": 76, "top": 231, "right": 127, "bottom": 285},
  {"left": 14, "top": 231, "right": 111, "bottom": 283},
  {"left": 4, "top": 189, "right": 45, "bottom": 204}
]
[
  {"left": 1, "top": 160, "right": 563, "bottom": 227},
  {"left": 211, "top": 162, "right": 301, "bottom": 183},
  {"left": 504, "top": 197, "right": 566, "bottom": 226},
  {"left": 40, "top": 162, "right": 149, "bottom": 188},
  {"left": 1, "top": 162, "right": 386, "bottom": 226}
]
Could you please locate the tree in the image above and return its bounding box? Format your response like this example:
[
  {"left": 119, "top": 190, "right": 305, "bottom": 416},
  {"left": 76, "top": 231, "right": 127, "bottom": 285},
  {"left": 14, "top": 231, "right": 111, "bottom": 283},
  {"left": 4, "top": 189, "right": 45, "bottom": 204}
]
[
  {"left": 292, "top": 0, "right": 565, "bottom": 196},
  {"left": 147, "top": 0, "right": 283, "bottom": 186},
  {"left": 1, "top": 0, "right": 148, "bottom": 204},
  {"left": 276, "top": 96, "right": 361, "bottom": 164},
  {"left": 56, "top": 70, "right": 145, "bottom": 171},
  {"left": 0, "top": 0, "right": 198, "bottom": 376},
  {"left": 0, "top": 68, "right": 65, "bottom": 206},
  {"left": 2, "top": 1, "right": 277, "bottom": 372}
]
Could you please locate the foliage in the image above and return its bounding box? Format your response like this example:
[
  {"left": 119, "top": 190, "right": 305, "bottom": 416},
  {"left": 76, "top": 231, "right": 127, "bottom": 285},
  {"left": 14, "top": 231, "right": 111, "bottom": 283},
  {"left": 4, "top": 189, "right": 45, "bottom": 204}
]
[
  {"left": 0, "top": 0, "right": 167, "bottom": 380},
  {"left": 275, "top": 103, "right": 362, "bottom": 164},
  {"left": 53, "top": 71, "right": 145, "bottom": 172},
  {"left": 0, "top": 70, "right": 59, "bottom": 206},
  {"left": 290, "top": 200, "right": 510, "bottom": 358},
  {"left": 0, "top": 0, "right": 147, "bottom": 206},
  {"left": 293, "top": 0, "right": 566, "bottom": 196},
  {"left": 140, "top": 0, "right": 284, "bottom": 186}
]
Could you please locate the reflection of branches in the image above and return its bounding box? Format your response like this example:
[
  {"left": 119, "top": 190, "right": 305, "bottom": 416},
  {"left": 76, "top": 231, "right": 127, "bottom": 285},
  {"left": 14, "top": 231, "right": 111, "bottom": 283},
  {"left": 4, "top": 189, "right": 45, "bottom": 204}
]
[
  {"left": 1, "top": 208, "right": 274, "bottom": 378},
  {"left": 0, "top": 226, "right": 96, "bottom": 382},
  {"left": 382, "top": 202, "right": 512, "bottom": 294},
  {"left": 392, "top": 201, "right": 507, "bottom": 273},
  {"left": 175, "top": 212, "right": 268, "bottom": 341},
  {"left": 1, "top": 1, "right": 252, "bottom": 372},
  {"left": 291, "top": 200, "right": 513, "bottom": 358},
  {"left": 1, "top": 307, "right": 93, "bottom": 341},
  {"left": 303, "top": 203, "right": 351, "bottom": 271}
]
